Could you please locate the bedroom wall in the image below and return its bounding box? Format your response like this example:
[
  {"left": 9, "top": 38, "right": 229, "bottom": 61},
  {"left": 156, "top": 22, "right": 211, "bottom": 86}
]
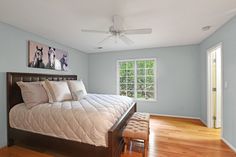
[
  {"left": 88, "top": 45, "right": 201, "bottom": 118},
  {"left": 200, "top": 16, "right": 236, "bottom": 150},
  {"left": 0, "top": 22, "right": 88, "bottom": 148}
]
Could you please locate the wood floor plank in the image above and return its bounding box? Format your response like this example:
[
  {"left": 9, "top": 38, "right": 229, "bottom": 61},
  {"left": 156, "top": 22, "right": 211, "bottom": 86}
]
[
  {"left": 0, "top": 146, "right": 52, "bottom": 157},
  {"left": 0, "top": 116, "right": 235, "bottom": 157}
]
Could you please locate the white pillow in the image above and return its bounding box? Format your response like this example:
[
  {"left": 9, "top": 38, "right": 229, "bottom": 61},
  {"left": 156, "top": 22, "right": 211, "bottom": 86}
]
[
  {"left": 73, "top": 90, "right": 86, "bottom": 101},
  {"left": 45, "top": 80, "right": 72, "bottom": 102},
  {"left": 17, "top": 81, "right": 49, "bottom": 108},
  {"left": 42, "top": 81, "right": 54, "bottom": 103},
  {"left": 67, "top": 80, "right": 87, "bottom": 100}
]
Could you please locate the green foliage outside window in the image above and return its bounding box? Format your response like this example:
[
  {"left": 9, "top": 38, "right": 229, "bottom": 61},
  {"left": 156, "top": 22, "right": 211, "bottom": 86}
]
[{"left": 118, "top": 59, "right": 156, "bottom": 100}]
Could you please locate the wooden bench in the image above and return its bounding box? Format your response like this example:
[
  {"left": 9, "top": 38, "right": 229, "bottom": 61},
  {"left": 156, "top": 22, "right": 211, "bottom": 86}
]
[
  {"left": 122, "top": 112, "right": 150, "bottom": 157},
  {"left": 130, "top": 112, "right": 150, "bottom": 123},
  {"left": 129, "top": 112, "right": 150, "bottom": 139}
]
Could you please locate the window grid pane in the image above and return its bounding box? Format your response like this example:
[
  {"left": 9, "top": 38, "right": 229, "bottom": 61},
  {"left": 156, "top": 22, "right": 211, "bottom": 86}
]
[
  {"left": 118, "top": 59, "right": 155, "bottom": 100},
  {"left": 118, "top": 61, "right": 135, "bottom": 98}
]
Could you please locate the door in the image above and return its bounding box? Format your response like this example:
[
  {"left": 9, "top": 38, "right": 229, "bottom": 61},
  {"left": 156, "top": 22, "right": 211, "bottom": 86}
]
[{"left": 207, "top": 44, "right": 222, "bottom": 128}]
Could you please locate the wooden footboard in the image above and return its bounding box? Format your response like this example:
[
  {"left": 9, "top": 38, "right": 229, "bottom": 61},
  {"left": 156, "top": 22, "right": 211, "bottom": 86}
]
[{"left": 108, "top": 102, "right": 137, "bottom": 157}]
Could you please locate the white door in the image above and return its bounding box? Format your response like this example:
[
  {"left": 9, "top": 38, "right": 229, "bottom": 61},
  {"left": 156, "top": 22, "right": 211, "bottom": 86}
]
[{"left": 207, "top": 44, "right": 222, "bottom": 128}]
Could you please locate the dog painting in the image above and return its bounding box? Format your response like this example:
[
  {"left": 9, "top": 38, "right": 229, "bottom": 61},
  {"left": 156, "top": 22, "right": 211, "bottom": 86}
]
[{"left": 28, "top": 41, "right": 68, "bottom": 71}]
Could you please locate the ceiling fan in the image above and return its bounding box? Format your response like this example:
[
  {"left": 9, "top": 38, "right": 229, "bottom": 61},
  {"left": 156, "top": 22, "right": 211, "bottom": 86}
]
[{"left": 81, "top": 15, "right": 152, "bottom": 45}]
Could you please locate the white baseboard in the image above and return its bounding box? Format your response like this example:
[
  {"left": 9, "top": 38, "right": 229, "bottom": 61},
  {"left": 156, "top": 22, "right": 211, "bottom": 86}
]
[
  {"left": 150, "top": 113, "right": 200, "bottom": 120},
  {"left": 222, "top": 137, "right": 236, "bottom": 153},
  {"left": 200, "top": 118, "right": 208, "bottom": 126}
]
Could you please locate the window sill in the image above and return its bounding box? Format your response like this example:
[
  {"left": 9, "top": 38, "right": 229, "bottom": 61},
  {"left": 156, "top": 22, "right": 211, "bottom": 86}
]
[{"left": 134, "top": 99, "right": 157, "bottom": 102}]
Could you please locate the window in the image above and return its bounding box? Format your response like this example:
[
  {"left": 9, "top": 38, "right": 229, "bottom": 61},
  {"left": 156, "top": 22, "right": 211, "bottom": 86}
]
[{"left": 117, "top": 58, "right": 156, "bottom": 100}]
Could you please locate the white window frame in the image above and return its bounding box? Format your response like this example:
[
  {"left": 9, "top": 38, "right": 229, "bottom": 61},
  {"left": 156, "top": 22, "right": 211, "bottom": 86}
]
[{"left": 116, "top": 58, "right": 157, "bottom": 101}]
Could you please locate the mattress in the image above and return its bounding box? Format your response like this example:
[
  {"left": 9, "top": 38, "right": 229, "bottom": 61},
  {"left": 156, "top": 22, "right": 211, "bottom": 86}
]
[{"left": 9, "top": 94, "right": 134, "bottom": 147}]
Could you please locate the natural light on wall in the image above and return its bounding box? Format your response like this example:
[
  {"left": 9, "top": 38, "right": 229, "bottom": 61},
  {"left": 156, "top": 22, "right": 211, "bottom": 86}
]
[{"left": 117, "top": 58, "right": 156, "bottom": 101}]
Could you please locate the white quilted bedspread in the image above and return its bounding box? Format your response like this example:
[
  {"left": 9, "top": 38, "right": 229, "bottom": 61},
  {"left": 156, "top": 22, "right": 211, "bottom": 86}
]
[{"left": 9, "top": 94, "right": 134, "bottom": 147}]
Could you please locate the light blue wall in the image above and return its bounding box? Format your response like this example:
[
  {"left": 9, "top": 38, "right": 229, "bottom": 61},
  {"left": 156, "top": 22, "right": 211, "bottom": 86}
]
[
  {"left": 3, "top": 14, "right": 236, "bottom": 151},
  {"left": 88, "top": 45, "right": 201, "bottom": 118},
  {"left": 0, "top": 22, "right": 88, "bottom": 148},
  {"left": 200, "top": 16, "right": 236, "bottom": 148}
]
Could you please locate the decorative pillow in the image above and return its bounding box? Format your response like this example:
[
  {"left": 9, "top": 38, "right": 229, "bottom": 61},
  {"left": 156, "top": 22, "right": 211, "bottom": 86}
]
[
  {"left": 73, "top": 90, "right": 86, "bottom": 101},
  {"left": 67, "top": 80, "right": 87, "bottom": 100},
  {"left": 17, "top": 81, "right": 49, "bottom": 108},
  {"left": 45, "top": 80, "right": 72, "bottom": 102},
  {"left": 42, "top": 81, "right": 54, "bottom": 103}
]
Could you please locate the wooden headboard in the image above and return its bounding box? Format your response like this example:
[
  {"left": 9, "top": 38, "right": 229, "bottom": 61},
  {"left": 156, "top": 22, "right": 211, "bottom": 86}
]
[{"left": 7, "top": 72, "right": 77, "bottom": 112}]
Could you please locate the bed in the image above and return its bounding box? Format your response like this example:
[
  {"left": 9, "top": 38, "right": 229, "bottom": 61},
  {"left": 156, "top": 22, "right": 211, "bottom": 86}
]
[{"left": 7, "top": 72, "right": 137, "bottom": 157}]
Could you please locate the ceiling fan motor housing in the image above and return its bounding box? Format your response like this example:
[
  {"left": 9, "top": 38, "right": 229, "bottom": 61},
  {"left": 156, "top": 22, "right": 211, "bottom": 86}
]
[{"left": 109, "top": 26, "right": 121, "bottom": 36}]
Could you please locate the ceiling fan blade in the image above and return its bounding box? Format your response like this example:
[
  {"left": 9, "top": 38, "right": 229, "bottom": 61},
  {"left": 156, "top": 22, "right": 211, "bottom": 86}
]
[
  {"left": 97, "top": 35, "right": 113, "bottom": 45},
  {"left": 224, "top": 8, "right": 236, "bottom": 15},
  {"left": 122, "top": 28, "right": 152, "bottom": 35},
  {"left": 120, "top": 35, "right": 134, "bottom": 45},
  {"left": 81, "top": 29, "right": 109, "bottom": 34}
]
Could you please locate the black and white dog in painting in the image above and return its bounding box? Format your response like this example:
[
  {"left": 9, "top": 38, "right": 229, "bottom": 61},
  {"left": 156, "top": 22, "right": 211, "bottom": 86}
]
[{"left": 29, "top": 46, "right": 45, "bottom": 68}]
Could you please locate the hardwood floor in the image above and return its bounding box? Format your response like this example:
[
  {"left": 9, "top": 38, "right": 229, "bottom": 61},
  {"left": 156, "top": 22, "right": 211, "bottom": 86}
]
[
  {"left": 122, "top": 116, "right": 236, "bottom": 157},
  {"left": 1, "top": 116, "right": 235, "bottom": 157},
  {"left": 0, "top": 146, "right": 51, "bottom": 157}
]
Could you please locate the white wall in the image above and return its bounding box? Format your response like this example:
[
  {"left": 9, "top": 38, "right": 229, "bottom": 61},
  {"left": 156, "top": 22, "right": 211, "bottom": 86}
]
[
  {"left": 88, "top": 45, "right": 201, "bottom": 118},
  {"left": 200, "top": 16, "right": 236, "bottom": 149},
  {"left": 0, "top": 22, "right": 88, "bottom": 148}
]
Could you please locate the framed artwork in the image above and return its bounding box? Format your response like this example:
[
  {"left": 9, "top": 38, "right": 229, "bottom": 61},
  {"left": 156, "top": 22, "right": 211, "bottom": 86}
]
[{"left": 28, "top": 41, "right": 68, "bottom": 71}]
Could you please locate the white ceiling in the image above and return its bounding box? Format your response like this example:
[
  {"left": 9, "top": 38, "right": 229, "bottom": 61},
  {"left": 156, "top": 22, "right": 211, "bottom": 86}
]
[{"left": 0, "top": 0, "right": 236, "bottom": 53}]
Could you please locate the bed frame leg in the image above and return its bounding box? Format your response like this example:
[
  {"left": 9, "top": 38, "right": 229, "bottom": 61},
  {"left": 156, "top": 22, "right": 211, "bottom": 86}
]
[{"left": 8, "top": 138, "right": 14, "bottom": 146}]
